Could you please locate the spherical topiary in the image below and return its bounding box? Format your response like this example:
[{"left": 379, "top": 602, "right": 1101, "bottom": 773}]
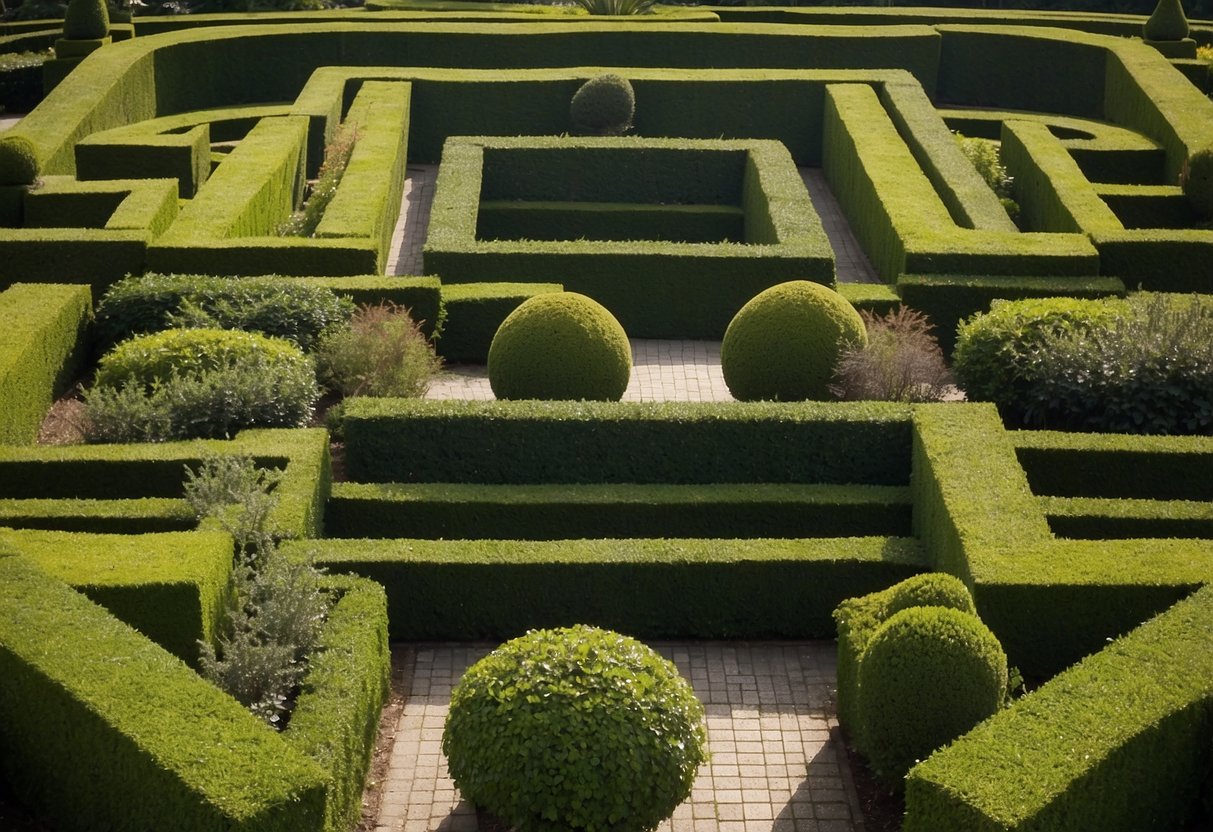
[
  {"left": 856, "top": 606, "right": 1007, "bottom": 789},
  {"left": 1182, "top": 146, "right": 1213, "bottom": 220},
  {"left": 95, "top": 328, "right": 312, "bottom": 390},
  {"left": 443, "top": 625, "right": 709, "bottom": 832},
  {"left": 62, "top": 0, "right": 110, "bottom": 40},
  {"left": 0, "top": 135, "right": 40, "bottom": 187},
  {"left": 488, "top": 292, "right": 631, "bottom": 401},
  {"left": 570, "top": 73, "right": 635, "bottom": 136},
  {"left": 885, "top": 572, "right": 977, "bottom": 619},
  {"left": 1144, "top": 0, "right": 1189, "bottom": 40},
  {"left": 720, "top": 280, "right": 867, "bottom": 401}
]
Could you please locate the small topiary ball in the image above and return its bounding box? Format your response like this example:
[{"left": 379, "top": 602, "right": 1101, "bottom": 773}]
[
  {"left": 885, "top": 572, "right": 977, "bottom": 619},
  {"left": 443, "top": 625, "right": 709, "bottom": 832},
  {"left": 488, "top": 292, "right": 631, "bottom": 401},
  {"left": 720, "top": 280, "right": 867, "bottom": 401},
  {"left": 1182, "top": 146, "right": 1213, "bottom": 219},
  {"left": 95, "top": 328, "right": 311, "bottom": 390},
  {"left": 570, "top": 73, "right": 635, "bottom": 136},
  {"left": 1143, "top": 0, "right": 1189, "bottom": 40},
  {"left": 63, "top": 0, "right": 110, "bottom": 40},
  {"left": 856, "top": 606, "right": 1007, "bottom": 789},
  {"left": 0, "top": 135, "right": 40, "bottom": 187}
]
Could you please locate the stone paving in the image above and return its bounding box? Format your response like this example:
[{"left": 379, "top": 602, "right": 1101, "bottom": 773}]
[
  {"left": 386, "top": 164, "right": 438, "bottom": 277},
  {"left": 373, "top": 642, "right": 864, "bottom": 832}
]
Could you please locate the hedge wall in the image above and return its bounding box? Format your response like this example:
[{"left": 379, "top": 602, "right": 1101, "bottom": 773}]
[
  {"left": 0, "top": 282, "right": 91, "bottom": 445},
  {"left": 294, "top": 535, "right": 927, "bottom": 640},
  {"left": 437, "top": 281, "right": 561, "bottom": 362},
  {"left": 295, "top": 275, "right": 444, "bottom": 338},
  {"left": 1040, "top": 495, "right": 1213, "bottom": 540},
  {"left": 0, "top": 496, "right": 195, "bottom": 534}
]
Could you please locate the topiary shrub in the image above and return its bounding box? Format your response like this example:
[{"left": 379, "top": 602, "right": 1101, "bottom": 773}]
[
  {"left": 720, "top": 280, "right": 866, "bottom": 401},
  {"left": 443, "top": 625, "right": 708, "bottom": 832},
  {"left": 857, "top": 606, "right": 1007, "bottom": 789},
  {"left": 488, "top": 292, "right": 631, "bottom": 401},
  {"left": 570, "top": 74, "right": 635, "bottom": 136},
  {"left": 62, "top": 0, "right": 110, "bottom": 40},
  {"left": 95, "top": 328, "right": 310, "bottom": 390},
  {"left": 1181, "top": 146, "right": 1213, "bottom": 220},
  {"left": 1144, "top": 0, "right": 1189, "bottom": 40},
  {"left": 0, "top": 135, "right": 40, "bottom": 187}
]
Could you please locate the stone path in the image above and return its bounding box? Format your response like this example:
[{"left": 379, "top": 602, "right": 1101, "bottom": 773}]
[
  {"left": 799, "top": 169, "right": 880, "bottom": 285},
  {"left": 386, "top": 164, "right": 438, "bottom": 277},
  {"left": 372, "top": 642, "right": 864, "bottom": 832}
]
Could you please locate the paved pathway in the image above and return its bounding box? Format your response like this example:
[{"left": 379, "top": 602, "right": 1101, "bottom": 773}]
[
  {"left": 386, "top": 164, "right": 438, "bottom": 277},
  {"left": 373, "top": 642, "right": 864, "bottom": 832},
  {"left": 799, "top": 169, "right": 881, "bottom": 285}
]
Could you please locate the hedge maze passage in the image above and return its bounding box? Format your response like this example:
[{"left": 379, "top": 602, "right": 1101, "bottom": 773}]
[{"left": 2, "top": 6, "right": 1213, "bottom": 831}]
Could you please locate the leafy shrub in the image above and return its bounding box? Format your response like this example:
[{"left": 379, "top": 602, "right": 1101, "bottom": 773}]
[
  {"left": 956, "top": 133, "right": 1019, "bottom": 223},
  {"left": 570, "top": 74, "right": 636, "bottom": 135},
  {"left": 1022, "top": 293, "right": 1213, "bottom": 434},
  {"left": 0, "top": 51, "right": 52, "bottom": 114},
  {"left": 0, "top": 134, "right": 39, "bottom": 186},
  {"left": 488, "top": 292, "right": 631, "bottom": 401},
  {"left": 831, "top": 307, "right": 952, "bottom": 402},
  {"left": 94, "top": 328, "right": 311, "bottom": 390},
  {"left": 1144, "top": 0, "right": 1189, "bottom": 40},
  {"left": 952, "top": 296, "right": 1126, "bottom": 424},
  {"left": 11, "top": 1, "right": 66, "bottom": 19},
  {"left": 857, "top": 606, "right": 1007, "bottom": 789},
  {"left": 1181, "top": 146, "right": 1213, "bottom": 220},
  {"left": 62, "top": 0, "right": 109, "bottom": 38},
  {"left": 279, "top": 124, "right": 356, "bottom": 237},
  {"left": 570, "top": 0, "right": 655, "bottom": 13},
  {"left": 443, "top": 625, "right": 708, "bottom": 832},
  {"left": 95, "top": 273, "right": 354, "bottom": 352},
  {"left": 721, "top": 280, "right": 866, "bottom": 402},
  {"left": 315, "top": 302, "right": 441, "bottom": 398}
]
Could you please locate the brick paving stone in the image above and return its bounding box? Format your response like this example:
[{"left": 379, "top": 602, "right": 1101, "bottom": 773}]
[{"left": 372, "top": 642, "right": 863, "bottom": 832}]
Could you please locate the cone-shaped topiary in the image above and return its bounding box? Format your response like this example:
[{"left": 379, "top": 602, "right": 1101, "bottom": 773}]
[
  {"left": 721, "top": 280, "right": 867, "bottom": 401},
  {"left": 63, "top": 0, "right": 110, "bottom": 39},
  {"left": 856, "top": 606, "right": 1007, "bottom": 789},
  {"left": 1144, "top": 0, "right": 1188, "bottom": 40},
  {"left": 0, "top": 135, "right": 39, "bottom": 187},
  {"left": 488, "top": 292, "right": 631, "bottom": 401},
  {"left": 570, "top": 73, "right": 635, "bottom": 136},
  {"left": 1182, "top": 146, "right": 1213, "bottom": 219},
  {"left": 443, "top": 626, "right": 709, "bottom": 832}
]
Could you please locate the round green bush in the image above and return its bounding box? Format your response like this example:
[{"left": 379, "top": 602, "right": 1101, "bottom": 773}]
[
  {"left": 856, "top": 606, "right": 1007, "bottom": 789},
  {"left": 62, "top": 0, "right": 109, "bottom": 39},
  {"left": 95, "top": 328, "right": 311, "bottom": 390},
  {"left": 1144, "top": 0, "right": 1188, "bottom": 40},
  {"left": 0, "top": 135, "right": 40, "bottom": 186},
  {"left": 884, "top": 572, "right": 976, "bottom": 619},
  {"left": 1182, "top": 146, "right": 1213, "bottom": 220},
  {"left": 443, "top": 625, "right": 708, "bottom": 832},
  {"left": 488, "top": 292, "right": 631, "bottom": 401},
  {"left": 570, "top": 74, "right": 635, "bottom": 136},
  {"left": 720, "top": 280, "right": 867, "bottom": 401}
]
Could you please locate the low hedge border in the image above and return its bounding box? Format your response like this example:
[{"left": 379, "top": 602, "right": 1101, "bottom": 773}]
[
  {"left": 24, "top": 175, "right": 179, "bottom": 235},
  {"left": 0, "top": 282, "right": 91, "bottom": 445},
  {"left": 1039, "top": 495, "right": 1213, "bottom": 540},
  {"left": 437, "top": 281, "right": 561, "bottom": 362},
  {"left": 342, "top": 399, "right": 913, "bottom": 485},
  {"left": 325, "top": 481, "right": 913, "bottom": 539},
  {"left": 0, "top": 496, "right": 195, "bottom": 533},
  {"left": 291, "top": 535, "right": 927, "bottom": 639},
  {"left": 905, "top": 584, "right": 1213, "bottom": 832},
  {"left": 294, "top": 275, "right": 444, "bottom": 338}
]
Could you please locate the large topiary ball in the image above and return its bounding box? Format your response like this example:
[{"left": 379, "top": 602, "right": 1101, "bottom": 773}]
[
  {"left": 443, "top": 625, "right": 709, "bottom": 832},
  {"left": 95, "top": 328, "right": 312, "bottom": 390},
  {"left": 720, "top": 280, "right": 867, "bottom": 401},
  {"left": 488, "top": 292, "right": 631, "bottom": 401},
  {"left": 0, "top": 135, "right": 40, "bottom": 186},
  {"left": 1182, "top": 146, "right": 1213, "bottom": 219},
  {"left": 856, "top": 606, "right": 1007, "bottom": 789},
  {"left": 570, "top": 74, "right": 635, "bottom": 136},
  {"left": 63, "top": 0, "right": 110, "bottom": 39},
  {"left": 1143, "top": 0, "right": 1189, "bottom": 40}
]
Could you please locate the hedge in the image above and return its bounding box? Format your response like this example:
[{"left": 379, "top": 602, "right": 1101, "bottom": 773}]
[
  {"left": 342, "top": 399, "right": 913, "bottom": 485},
  {"left": 0, "top": 527, "right": 230, "bottom": 662},
  {"left": 23, "top": 175, "right": 178, "bottom": 235},
  {"left": 0, "top": 496, "right": 195, "bottom": 533},
  {"left": 905, "top": 584, "right": 1213, "bottom": 832},
  {"left": 1094, "top": 182, "right": 1194, "bottom": 230},
  {"left": 476, "top": 200, "right": 746, "bottom": 244},
  {"left": 292, "top": 535, "right": 927, "bottom": 639},
  {"left": 326, "top": 481, "right": 913, "bottom": 539},
  {"left": 292, "top": 275, "right": 444, "bottom": 338},
  {"left": 437, "top": 281, "right": 561, "bottom": 362},
  {"left": 0, "top": 282, "right": 90, "bottom": 445},
  {"left": 1039, "top": 495, "right": 1213, "bottom": 540},
  {"left": 0, "top": 554, "right": 330, "bottom": 832}
]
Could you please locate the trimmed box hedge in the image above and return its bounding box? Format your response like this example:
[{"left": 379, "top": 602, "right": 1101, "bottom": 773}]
[
  {"left": 1039, "top": 495, "right": 1213, "bottom": 540},
  {"left": 437, "top": 281, "right": 561, "bottom": 362}
]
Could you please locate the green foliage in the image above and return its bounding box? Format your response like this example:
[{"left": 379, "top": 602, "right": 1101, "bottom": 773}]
[
  {"left": 721, "top": 281, "right": 867, "bottom": 402},
  {"left": 1023, "top": 293, "right": 1213, "bottom": 434},
  {"left": 952, "top": 296, "right": 1126, "bottom": 424},
  {"left": 62, "top": 0, "right": 110, "bottom": 39},
  {"left": 955, "top": 133, "right": 1019, "bottom": 223},
  {"left": 94, "top": 328, "right": 311, "bottom": 390},
  {"left": 315, "top": 303, "right": 441, "bottom": 398},
  {"left": 488, "top": 292, "right": 632, "bottom": 401},
  {"left": 570, "top": 0, "right": 655, "bottom": 14},
  {"left": 279, "top": 124, "right": 357, "bottom": 238},
  {"left": 857, "top": 606, "right": 1007, "bottom": 789},
  {"left": 0, "top": 51, "right": 52, "bottom": 114},
  {"left": 569, "top": 74, "right": 636, "bottom": 135},
  {"left": 1143, "top": 0, "right": 1189, "bottom": 40},
  {"left": 1181, "top": 146, "right": 1213, "bottom": 220},
  {"left": 95, "top": 273, "right": 354, "bottom": 352},
  {"left": 438, "top": 283, "right": 562, "bottom": 363},
  {"left": 0, "top": 134, "right": 40, "bottom": 187},
  {"left": 831, "top": 307, "right": 953, "bottom": 403},
  {"left": 443, "top": 625, "right": 707, "bottom": 832}
]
